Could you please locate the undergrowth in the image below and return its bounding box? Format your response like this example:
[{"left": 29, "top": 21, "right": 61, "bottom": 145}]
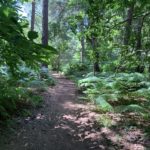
[
  {"left": 0, "top": 66, "right": 56, "bottom": 125},
  {"left": 78, "top": 72, "right": 150, "bottom": 129}
]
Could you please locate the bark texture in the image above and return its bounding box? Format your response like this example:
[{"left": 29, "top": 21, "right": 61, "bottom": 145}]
[
  {"left": 42, "top": 0, "right": 49, "bottom": 67},
  {"left": 42, "top": 0, "right": 49, "bottom": 46},
  {"left": 31, "top": 0, "right": 35, "bottom": 31},
  {"left": 124, "top": 4, "right": 134, "bottom": 45}
]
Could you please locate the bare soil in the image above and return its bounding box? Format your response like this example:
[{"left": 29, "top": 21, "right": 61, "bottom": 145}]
[{"left": 0, "top": 73, "right": 149, "bottom": 150}]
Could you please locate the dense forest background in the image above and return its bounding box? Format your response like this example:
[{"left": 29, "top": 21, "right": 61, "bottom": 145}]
[
  {"left": 24, "top": 0, "right": 150, "bottom": 74},
  {"left": 22, "top": 0, "right": 150, "bottom": 119},
  {"left": 0, "top": 0, "right": 150, "bottom": 149}
]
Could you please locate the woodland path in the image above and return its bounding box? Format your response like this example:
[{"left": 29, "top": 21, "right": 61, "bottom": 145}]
[
  {"left": 0, "top": 73, "right": 148, "bottom": 150},
  {"left": 0, "top": 73, "right": 104, "bottom": 150}
]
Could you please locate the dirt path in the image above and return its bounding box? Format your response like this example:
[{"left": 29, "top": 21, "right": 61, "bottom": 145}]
[
  {"left": 0, "top": 73, "right": 149, "bottom": 150},
  {"left": 0, "top": 73, "right": 100, "bottom": 150}
]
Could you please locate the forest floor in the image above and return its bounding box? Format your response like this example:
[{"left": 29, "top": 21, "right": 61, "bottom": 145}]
[{"left": 0, "top": 73, "right": 149, "bottom": 150}]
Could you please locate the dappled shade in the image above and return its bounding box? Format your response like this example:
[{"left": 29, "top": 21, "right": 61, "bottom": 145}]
[{"left": 1, "top": 73, "right": 149, "bottom": 150}]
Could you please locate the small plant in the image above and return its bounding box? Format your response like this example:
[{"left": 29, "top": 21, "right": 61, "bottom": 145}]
[
  {"left": 0, "top": 78, "right": 44, "bottom": 121},
  {"left": 44, "top": 77, "right": 56, "bottom": 86},
  {"left": 97, "top": 114, "right": 113, "bottom": 127},
  {"left": 78, "top": 72, "right": 150, "bottom": 116},
  {"left": 62, "top": 62, "right": 88, "bottom": 76}
]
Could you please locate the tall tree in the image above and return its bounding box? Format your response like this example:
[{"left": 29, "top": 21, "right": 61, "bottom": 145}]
[
  {"left": 42, "top": 0, "right": 49, "bottom": 46},
  {"left": 124, "top": 3, "right": 134, "bottom": 46},
  {"left": 31, "top": 0, "right": 36, "bottom": 31},
  {"left": 87, "top": 0, "right": 102, "bottom": 73},
  {"left": 42, "top": 0, "right": 49, "bottom": 67},
  {"left": 80, "top": 19, "right": 85, "bottom": 64}
]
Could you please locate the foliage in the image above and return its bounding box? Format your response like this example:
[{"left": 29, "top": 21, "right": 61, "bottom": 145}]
[
  {"left": 0, "top": 79, "right": 40, "bottom": 120},
  {"left": 78, "top": 72, "right": 150, "bottom": 116},
  {"left": 62, "top": 62, "right": 88, "bottom": 76},
  {"left": 40, "top": 67, "right": 56, "bottom": 85},
  {"left": 95, "top": 96, "right": 113, "bottom": 112},
  {"left": 0, "top": 0, "right": 56, "bottom": 75},
  {"left": 0, "top": 0, "right": 150, "bottom": 137},
  {"left": 97, "top": 114, "right": 113, "bottom": 127},
  {"left": 0, "top": 66, "right": 55, "bottom": 121},
  {"left": 0, "top": 0, "right": 56, "bottom": 122}
]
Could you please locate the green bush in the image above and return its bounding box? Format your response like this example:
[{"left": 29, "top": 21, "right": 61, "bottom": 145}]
[
  {"left": 62, "top": 62, "right": 88, "bottom": 76},
  {"left": 78, "top": 72, "right": 150, "bottom": 115},
  {"left": 40, "top": 67, "right": 56, "bottom": 86},
  {"left": 0, "top": 77, "right": 44, "bottom": 121},
  {"left": 45, "top": 77, "right": 56, "bottom": 86},
  {"left": 0, "top": 65, "right": 56, "bottom": 122},
  {"left": 40, "top": 67, "right": 49, "bottom": 79}
]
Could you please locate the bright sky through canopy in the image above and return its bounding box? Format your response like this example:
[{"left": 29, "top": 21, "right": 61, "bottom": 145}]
[{"left": 18, "top": 3, "right": 30, "bottom": 17}]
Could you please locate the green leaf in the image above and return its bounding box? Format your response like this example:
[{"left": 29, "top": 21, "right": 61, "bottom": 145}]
[
  {"left": 121, "top": 104, "right": 147, "bottom": 113},
  {"left": 28, "top": 31, "right": 38, "bottom": 40},
  {"left": 95, "top": 96, "right": 113, "bottom": 112}
]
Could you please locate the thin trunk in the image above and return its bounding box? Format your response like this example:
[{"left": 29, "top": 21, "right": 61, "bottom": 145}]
[
  {"left": 136, "top": 17, "right": 145, "bottom": 73},
  {"left": 135, "top": 12, "right": 150, "bottom": 72},
  {"left": 124, "top": 4, "right": 134, "bottom": 45},
  {"left": 80, "top": 36, "right": 85, "bottom": 63},
  {"left": 57, "top": 53, "right": 60, "bottom": 73},
  {"left": 136, "top": 12, "right": 150, "bottom": 50},
  {"left": 136, "top": 18, "right": 143, "bottom": 51},
  {"left": 31, "top": 0, "right": 35, "bottom": 31},
  {"left": 42, "top": 0, "right": 48, "bottom": 46},
  {"left": 91, "top": 35, "right": 100, "bottom": 74},
  {"left": 80, "top": 20, "right": 85, "bottom": 63},
  {"left": 42, "top": 0, "right": 48, "bottom": 67}
]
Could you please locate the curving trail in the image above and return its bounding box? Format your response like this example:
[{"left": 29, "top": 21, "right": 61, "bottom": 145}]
[
  {"left": 0, "top": 73, "right": 149, "bottom": 150},
  {"left": 0, "top": 73, "right": 101, "bottom": 150}
]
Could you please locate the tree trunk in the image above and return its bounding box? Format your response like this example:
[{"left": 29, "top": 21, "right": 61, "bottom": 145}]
[
  {"left": 136, "top": 18, "right": 143, "bottom": 52},
  {"left": 135, "top": 17, "right": 145, "bottom": 73},
  {"left": 31, "top": 0, "right": 35, "bottom": 31},
  {"left": 42, "top": 0, "right": 49, "bottom": 67},
  {"left": 80, "top": 20, "right": 85, "bottom": 63},
  {"left": 124, "top": 4, "right": 134, "bottom": 46},
  {"left": 80, "top": 36, "right": 85, "bottom": 63},
  {"left": 42, "top": 0, "right": 49, "bottom": 46},
  {"left": 91, "top": 35, "right": 100, "bottom": 74}
]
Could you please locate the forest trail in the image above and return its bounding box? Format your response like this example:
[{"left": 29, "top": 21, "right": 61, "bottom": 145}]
[
  {"left": 0, "top": 73, "right": 104, "bottom": 150},
  {"left": 0, "top": 73, "right": 148, "bottom": 150}
]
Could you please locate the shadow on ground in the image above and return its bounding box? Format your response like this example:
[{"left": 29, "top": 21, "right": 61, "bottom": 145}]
[{"left": 0, "top": 73, "right": 149, "bottom": 150}]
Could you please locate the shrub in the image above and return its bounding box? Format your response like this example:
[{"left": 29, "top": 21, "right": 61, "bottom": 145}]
[
  {"left": 78, "top": 72, "right": 150, "bottom": 116},
  {"left": 0, "top": 76, "right": 45, "bottom": 121},
  {"left": 62, "top": 62, "right": 88, "bottom": 76}
]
